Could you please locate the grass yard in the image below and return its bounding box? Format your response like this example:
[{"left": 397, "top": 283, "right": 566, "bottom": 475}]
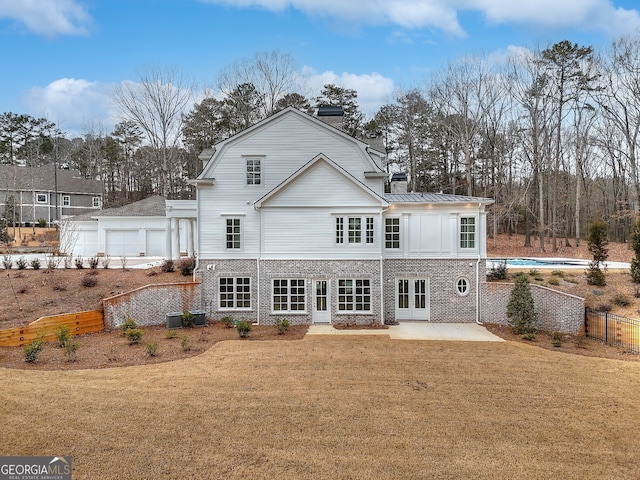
[{"left": 2, "top": 336, "right": 639, "bottom": 479}]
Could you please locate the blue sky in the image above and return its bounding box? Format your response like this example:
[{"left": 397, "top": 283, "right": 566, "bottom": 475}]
[{"left": 1, "top": 0, "right": 639, "bottom": 135}]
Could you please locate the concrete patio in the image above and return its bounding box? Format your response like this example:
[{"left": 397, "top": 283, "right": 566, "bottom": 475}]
[{"left": 307, "top": 322, "right": 505, "bottom": 341}]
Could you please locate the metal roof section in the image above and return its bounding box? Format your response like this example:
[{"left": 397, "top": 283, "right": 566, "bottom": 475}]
[
  {"left": 317, "top": 105, "right": 344, "bottom": 116},
  {"left": 385, "top": 192, "right": 494, "bottom": 205}
]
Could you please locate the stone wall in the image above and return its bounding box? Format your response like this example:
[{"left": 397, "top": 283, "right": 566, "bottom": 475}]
[
  {"left": 102, "top": 282, "right": 201, "bottom": 329},
  {"left": 481, "top": 282, "right": 584, "bottom": 334}
]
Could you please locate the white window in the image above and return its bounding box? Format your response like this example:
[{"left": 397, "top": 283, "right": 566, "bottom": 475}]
[
  {"left": 335, "top": 216, "right": 374, "bottom": 245},
  {"left": 272, "top": 279, "right": 306, "bottom": 312},
  {"left": 338, "top": 279, "right": 371, "bottom": 312},
  {"left": 246, "top": 158, "right": 261, "bottom": 185},
  {"left": 456, "top": 277, "right": 470, "bottom": 296},
  {"left": 62, "top": 195, "right": 70, "bottom": 206},
  {"left": 226, "top": 218, "right": 241, "bottom": 249},
  {"left": 385, "top": 218, "right": 400, "bottom": 249},
  {"left": 36, "top": 193, "right": 47, "bottom": 204},
  {"left": 219, "top": 277, "right": 251, "bottom": 310},
  {"left": 460, "top": 217, "right": 476, "bottom": 249},
  {"left": 92, "top": 197, "right": 101, "bottom": 208}
]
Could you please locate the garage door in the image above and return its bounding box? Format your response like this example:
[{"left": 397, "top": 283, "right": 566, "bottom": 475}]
[
  {"left": 75, "top": 230, "right": 98, "bottom": 257},
  {"left": 106, "top": 230, "right": 139, "bottom": 256},
  {"left": 146, "top": 230, "right": 166, "bottom": 256}
]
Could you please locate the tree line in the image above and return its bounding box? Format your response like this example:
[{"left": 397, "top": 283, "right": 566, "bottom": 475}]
[{"left": 3, "top": 40, "right": 640, "bottom": 248}]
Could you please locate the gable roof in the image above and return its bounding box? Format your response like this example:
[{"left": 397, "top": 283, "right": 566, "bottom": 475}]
[
  {"left": 0, "top": 164, "right": 102, "bottom": 194},
  {"left": 254, "top": 154, "right": 389, "bottom": 209},
  {"left": 197, "top": 107, "right": 385, "bottom": 179},
  {"left": 70, "top": 196, "right": 166, "bottom": 221}
]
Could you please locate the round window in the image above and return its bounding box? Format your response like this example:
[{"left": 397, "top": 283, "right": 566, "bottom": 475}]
[{"left": 456, "top": 277, "right": 469, "bottom": 296}]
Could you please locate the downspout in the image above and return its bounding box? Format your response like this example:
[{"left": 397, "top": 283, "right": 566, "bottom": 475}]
[
  {"left": 256, "top": 202, "right": 261, "bottom": 325},
  {"left": 475, "top": 202, "right": 483, "bottom": 325},
  {"left": 379, "top": 205, "right": 390, "bottom": 325}
]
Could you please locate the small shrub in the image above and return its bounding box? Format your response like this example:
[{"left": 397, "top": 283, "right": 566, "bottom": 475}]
[
  {"left": 23, "top": 331, "right": 45, "bottom": 363},
  {"left": 551, "top": 270, "right": 565, "bottom": 278},
  {"left": 547, "top": 276, "right": 560, "bottom": 286},
  {"left": 2, "top": 255, "right": 12, "bottom": 269},
  {"left": 74, "top": 256, "right": 84, "bottom": 269},
  {"left": 221, "top": 316, "right": 234, "bottom": 328},
  {"left": 178, "top": 257, "right": 196, "bottom": 276},
  {"left": 46, "top": 255, "right": 60, "bottom": 271},
  {"left": 63, "top": 256, "right": 72, "bottom": 269},
  {"left": 120, "top": 256, "right": 128, "bottom": 270},
  {"left": 165, "top": 329, "right": 177, "bottom": 339},
  {"left": 63, "top": 339, "right": 79, "bottom": 362},
  {"left": 81, "top": 273, "right": 98, "bottom": 288},
  {"left": 180, "top": 335, "right": 191, "bottom": 351},
  {"left": 52, "top": 283, "right": 67, "bottom": 292},
  {"left": 101, "top": 255, "right": 111, "bottom": 269},
  {"left": 145, "top": 341, "right": 159, "bottom": 356},
  {"left": 522, "top": 332, "right": 536, "bottom": 341},
  {"left": 565, "top": 276, "right": 579, "bottom": 285},
  {"left": 487, "top": 261, "right": 507, "bottom": 280},
  {"left": 88, "top": 256, "right": 99, "bottom": 269},
  {"left": 54, "top": 324, "right": 71, "bottom": 348},
  {"left": 528, "top": 269, "right": 539, "bottom": 277},
  {"left": 275, "top": 318, "right": 290, "bottom": 335},
  {"left": 120, "top": 318, "right": 138, "bottom": 335},
  {"left": 612, "top": 293, "right": 631, "bottom": 307},
  {"left": 37, "top": 218, "right": 46, "bottom": 228},
  {"left": 161, "top": 259, "right": 174, "bottom": 273},
  {"left": 29, "top": 258, "right": 41, "bottom": 270},
  {"left": 17, "top": 286, "right": 28, "bottom": 294},
  {"left": 596, "top": 303, "right": 612, "bottom": 312},
  {"left": 16, "top": 256, "right": 27, "bottom": 270},
  {"left": 125, "top": 328, "right": 143, "bottom": 345},
  {"left": 506, "top": 273, "right": 538, "bottom": 335},
  {"left": 181, "top": 311, "right": 195, "bottom": 328},
  {"left": 236, "top": 320, "right": 251, "bottom": 338},
  {"left": 550, "top": 331, "right": 563, "bottom": 347}
]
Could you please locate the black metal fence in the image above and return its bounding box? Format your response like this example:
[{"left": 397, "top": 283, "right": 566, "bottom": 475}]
[{"left": 585, "top": 308, "right": 640, "bottom": 354}]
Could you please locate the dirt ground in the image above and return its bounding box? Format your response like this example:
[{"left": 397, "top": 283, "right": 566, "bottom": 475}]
[{"left": 1, "top": 233, "right": 639, "bottom": 370}]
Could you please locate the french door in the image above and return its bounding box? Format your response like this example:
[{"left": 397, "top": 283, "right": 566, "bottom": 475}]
[{"left": 395, "top": 278, "right": 430, "bottom": 320}]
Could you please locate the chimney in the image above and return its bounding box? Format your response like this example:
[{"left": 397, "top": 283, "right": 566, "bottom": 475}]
[
  {"left": 317, "top": 105, "right": 344, "bottom": 130},
  {"left": 390, "top": 172, "right": 408, "bottom": 194}
]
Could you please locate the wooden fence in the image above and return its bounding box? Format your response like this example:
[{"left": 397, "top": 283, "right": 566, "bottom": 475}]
[
  {"left": 585, "top": 308, "right": 640, "bottom": 354},
  {"left": 0, "top": 310, "right": 104, "bottom": 347}
]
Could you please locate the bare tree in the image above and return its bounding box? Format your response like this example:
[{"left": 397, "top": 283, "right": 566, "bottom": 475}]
[
  {"left": 113, "top": 66, "right": 194, "bottom": 197},
  {"left": 217, "top": 50, "right": 302, "bottom": 118}
]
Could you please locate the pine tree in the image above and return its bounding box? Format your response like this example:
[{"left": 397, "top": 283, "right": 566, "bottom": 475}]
[
  {"left": 506, "top": 273, "right": 538, "bottom": 335},
  {"left": 0, "top": 216, "right": 11, "bottom": 245},
  {"left": 585, "top": 213, "right": 608, "bottom": 286},
  {"left": 630, "top": 216, "right": 640, "bottom": 283}
]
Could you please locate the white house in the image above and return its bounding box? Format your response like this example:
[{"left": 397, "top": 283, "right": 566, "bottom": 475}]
[
  {"left": 193, "top": 107, "right": 493, "bottom": 325},
  {"left": 61, "top": 196, "right": 197, "bottom": 259}
]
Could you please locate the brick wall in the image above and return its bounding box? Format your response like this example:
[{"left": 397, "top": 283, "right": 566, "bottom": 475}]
[
  {"left": 383, "top": 258, "right": 483, "bottom": 323},
  {"left": 102, "top": 282, "right": 202, "bottom": 329},
  {"left": 481, "top": 282, "right": 584, "bottom": 334}
]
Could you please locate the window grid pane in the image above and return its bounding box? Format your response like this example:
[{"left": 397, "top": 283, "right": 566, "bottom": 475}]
[
  {"left": 336, "top": 217, "right": 344, "bottom": 244},
  {"left": 348, "top": 217, "right": 361, "bottom": 243},
  {"left": 226, "top": 218, "right": 241, "bottom": 249},
  {"left": 272, "top": 278, "right": 306, "bottom": 312},
  {"left": 385, "top": 218, "right": 400, "bottom": 249},
  {"left": 366, "top": 217, "right": 374, "bottom": 244},
  {"left": 460, "top": 217, "right": 476, "bottom": 249},
  {"left": 219, "top": 277, "right": 251, "bottom": 310},
  {"left": 338, "top": 279, "right": 370, "bottom": 312},
  {"left": 246, "top": 158, "right": 261, "bottom": 185}
]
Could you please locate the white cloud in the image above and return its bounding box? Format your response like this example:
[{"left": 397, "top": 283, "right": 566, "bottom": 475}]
[
  {"left": 23, "top": 78, "right": 113, "bottom": 134},
  {"left": 302, "top": 67, "right": 395, "bottom": 116},
  {"left": 200, "top": 0, "right": 640, "bottom": 37},
  {"left": 0, "top": 0, "right": 91, "bottom": 37}
]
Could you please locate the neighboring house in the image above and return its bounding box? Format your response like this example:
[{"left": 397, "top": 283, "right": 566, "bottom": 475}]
[
  {"left": 61, "top": 195, "right": 196, "bottom": 258},
  {"left": 0, "top": 164, "right": 103, "bottom": 225},
  {"left": 193, "top": 107, "right": 493, "bottom": 325}
]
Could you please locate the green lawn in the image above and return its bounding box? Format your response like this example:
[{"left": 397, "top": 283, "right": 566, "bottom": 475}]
[{"left": 1, "top": 336, "right": 639, "bottom": 479}]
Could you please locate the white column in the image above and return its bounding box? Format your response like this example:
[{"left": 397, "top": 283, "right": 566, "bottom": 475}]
[
  {"left": 187, "top": 219, "right": 194, "bottom": 257},
  {"left": 171, "top": 218, "right": 180, "bottom": 260},
  {"left": 165, "top": 218, "right": 172, "bottom": 259}
]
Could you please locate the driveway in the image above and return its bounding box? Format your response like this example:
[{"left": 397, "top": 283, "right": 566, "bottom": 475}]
[{"left": 307, "top": 322, "right": 505, "bottom": 341}]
